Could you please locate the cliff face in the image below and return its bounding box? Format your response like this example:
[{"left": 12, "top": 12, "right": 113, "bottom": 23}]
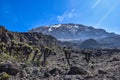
[{"left": 0, "top": 26, "right": 58, "bottom": 47}]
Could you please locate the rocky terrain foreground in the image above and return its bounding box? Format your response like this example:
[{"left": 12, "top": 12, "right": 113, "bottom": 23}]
[
  {"left": 0, "top": 48, "right": 120, "bottom": 80},
  {"left": 0, "top": 26, "right": 120, "bottom": 80}
]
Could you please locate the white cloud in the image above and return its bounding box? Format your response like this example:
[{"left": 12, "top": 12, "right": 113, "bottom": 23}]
[
  {"left": 57, "top": 9, "right": 76, "bottom": 22},
  {"left": 57, "top": 16, "right": 64, "bottom": 22},
  {"left": 92, "top": 0, "right": 102, "bottom": 8}
]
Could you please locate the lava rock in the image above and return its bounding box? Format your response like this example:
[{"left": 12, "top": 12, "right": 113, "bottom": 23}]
[
  {"left": 98, "top": 70, "right": 107, "bottom": 74},
  {"left": 0, "top": 62, "right": 20, "bottom": 75},
  {"left": 68, "top": 66, "right": 87, "bottom": 75},
  {"left": 49, "top": 68, "right": 61, "bottom": 76}
]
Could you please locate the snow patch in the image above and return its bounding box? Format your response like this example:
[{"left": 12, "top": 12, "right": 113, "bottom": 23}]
[
  {"left": 69, "top": 28, "right": 78, "bottom": 35},
  {"left": 50, "top": 24, "right": 61, "bottom": 28},
  {"left": 74, "top": 25, "right": 79, "bottom": 28},
  {"left": 48, "top": 27, "right": 52, "bottom": 31},
  {"left": 67, "top": 25, "right": 79, "bottom": 29},
  {"left": 48, "top": 24, "right": 61, "bottom": 31}
]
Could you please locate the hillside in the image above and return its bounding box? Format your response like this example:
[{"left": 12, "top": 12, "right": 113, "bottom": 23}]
[
  {"left": 0, "top": 26, "right": 120, "bottom": 80},
  {"left": 80, "top": 39, "right": 99, "bottom": 49},
  {"left": 0, "top": 26, "right": 58, "bottom": 48}
]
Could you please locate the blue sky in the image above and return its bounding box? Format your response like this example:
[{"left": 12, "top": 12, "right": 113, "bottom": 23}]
[{"left": 0, "top": 0, "right": 120, "bottom": 34}]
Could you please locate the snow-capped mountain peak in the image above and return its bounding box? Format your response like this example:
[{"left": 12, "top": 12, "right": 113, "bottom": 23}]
[{"left": 29, "top": 23, "right": 116, "bottom": 41}]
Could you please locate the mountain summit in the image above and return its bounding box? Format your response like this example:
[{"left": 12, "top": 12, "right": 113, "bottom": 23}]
[{"left": 29, "top": 23, "right": 115, "bottom": 41}]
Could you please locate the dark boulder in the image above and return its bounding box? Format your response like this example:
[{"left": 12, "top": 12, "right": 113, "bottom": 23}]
[
  {"left": 0, "top": 62, "right": 20, "bottom": 75},
  {"left": 112, "top": 57, "right": 119, "bottom": 61},
  {"left": 68, "top": 66, "right": 87, "bottom": 75},
  {"left": 98, "top": 70, "right": 107, "bottom": 74},
  {"left": 49, "top": 68, "right": 61, "bottom": 76},
  {"left": 44, "top": 71, "right": 51, "bottom": 78}
]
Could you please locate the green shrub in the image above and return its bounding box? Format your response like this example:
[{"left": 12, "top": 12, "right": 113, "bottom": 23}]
[
  {"left": 22, "top": 43, "right": 33, "bottom": 50},
  {"left": 0, "top": 72, "right": 10, "bottom": 80},
  {"left": 0, "top": 53, "right": 16, "bottom": 62},
  {"left": 45, "top": 47, "right": 51, "bottom": 50}
]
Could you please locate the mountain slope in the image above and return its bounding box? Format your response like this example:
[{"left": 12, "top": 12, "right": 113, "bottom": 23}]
[
  {"left": 0, "top": 26, "right": 58, "bottom": 47},
  {"left": 29, "top": 23, "right": 116, "bottom": 41},
  {"left": 29, "top": 23, "right": 120, "bottom": 48},
  {"left": 80, "top": 39, "right": 99, "bottom": 49}
]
